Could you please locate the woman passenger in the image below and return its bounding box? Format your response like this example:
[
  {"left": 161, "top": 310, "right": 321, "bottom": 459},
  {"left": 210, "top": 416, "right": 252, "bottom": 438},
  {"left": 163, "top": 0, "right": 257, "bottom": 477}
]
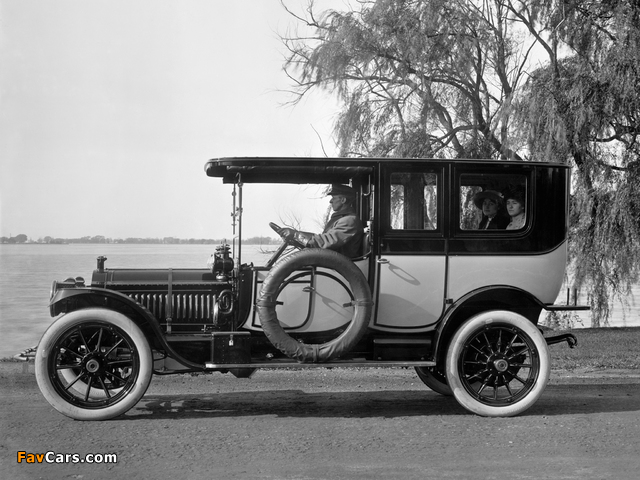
[
  {"left": 472, "top": 190, "right": 509, "bottom": 229},
  {"left": 505, "top": 187, "right": 526, "bottom": 230}
]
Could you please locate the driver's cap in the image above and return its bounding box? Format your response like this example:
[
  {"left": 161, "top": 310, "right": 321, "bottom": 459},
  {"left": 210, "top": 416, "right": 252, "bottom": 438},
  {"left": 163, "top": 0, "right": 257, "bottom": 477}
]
[{"left": 327, "top": 184, "right": 356, "bottom": 197}]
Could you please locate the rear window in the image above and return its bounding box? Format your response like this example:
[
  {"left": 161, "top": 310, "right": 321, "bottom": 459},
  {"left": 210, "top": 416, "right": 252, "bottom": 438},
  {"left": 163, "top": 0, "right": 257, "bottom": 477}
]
[{"left": 460, "top": 174, "right": 527, "bottom": 231}]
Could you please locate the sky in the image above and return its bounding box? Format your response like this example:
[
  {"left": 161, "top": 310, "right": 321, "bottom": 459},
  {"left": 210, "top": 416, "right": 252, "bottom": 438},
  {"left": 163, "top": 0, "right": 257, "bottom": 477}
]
[{"left": 0, "top": 0, "right": 348, "bottom": 240}]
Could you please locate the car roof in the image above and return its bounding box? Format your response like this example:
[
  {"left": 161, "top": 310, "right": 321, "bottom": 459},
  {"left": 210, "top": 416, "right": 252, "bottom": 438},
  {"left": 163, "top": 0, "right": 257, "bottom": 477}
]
[{"left": 204, "top": 156, "right": 568, "bottom": 184}]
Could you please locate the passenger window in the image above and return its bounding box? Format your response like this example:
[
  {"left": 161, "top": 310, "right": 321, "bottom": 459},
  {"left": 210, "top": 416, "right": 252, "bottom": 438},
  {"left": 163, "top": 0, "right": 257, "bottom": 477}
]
[
  {"left": 460, "top": 174, "right": 527, "bottom": 231},
  {"left": 390, "top": 172, "right": 438, "bottom": 230}
]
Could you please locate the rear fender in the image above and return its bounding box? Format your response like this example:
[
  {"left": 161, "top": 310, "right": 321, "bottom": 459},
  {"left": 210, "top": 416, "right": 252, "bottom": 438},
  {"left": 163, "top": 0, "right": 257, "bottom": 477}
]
[{"left": 433, "top": 286, "right": 545, "bottom": 367}]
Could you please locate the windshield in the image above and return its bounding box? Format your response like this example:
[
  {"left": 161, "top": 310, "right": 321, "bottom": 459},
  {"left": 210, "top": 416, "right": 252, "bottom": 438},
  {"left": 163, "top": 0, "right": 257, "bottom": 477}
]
[{"left": 236, "top": 183, "right": 334, "bottom": 264}]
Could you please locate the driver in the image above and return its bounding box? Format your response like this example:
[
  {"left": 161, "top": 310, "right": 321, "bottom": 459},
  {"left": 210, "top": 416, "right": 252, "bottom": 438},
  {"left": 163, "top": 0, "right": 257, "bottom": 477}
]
[{"left": 276, "top": 184, "right": 364, "bottom": 258}]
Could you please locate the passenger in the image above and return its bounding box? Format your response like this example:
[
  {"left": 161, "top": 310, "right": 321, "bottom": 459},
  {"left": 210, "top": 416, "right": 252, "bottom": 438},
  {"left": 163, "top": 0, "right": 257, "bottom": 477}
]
[
  {"left": 275, "top": 184, "right": 364, "bottom": 258},
  {"left": 504, "top": 187, "right": 526, "bottom": 230},
  {"left": 472, "top": 190, "right": 509, "bottom": 229}
]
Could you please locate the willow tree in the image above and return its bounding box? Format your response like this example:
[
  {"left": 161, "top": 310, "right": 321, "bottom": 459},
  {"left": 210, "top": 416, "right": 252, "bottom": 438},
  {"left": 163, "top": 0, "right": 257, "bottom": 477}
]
[
  {"left": 282, "top": 0, "right": 539, "bottom": 159},
  {"left": 508, "top": 0, "right": 640, "bottom": 325},
  {"left": 282, "top": 0, "right": 640, "bottom": 326}
]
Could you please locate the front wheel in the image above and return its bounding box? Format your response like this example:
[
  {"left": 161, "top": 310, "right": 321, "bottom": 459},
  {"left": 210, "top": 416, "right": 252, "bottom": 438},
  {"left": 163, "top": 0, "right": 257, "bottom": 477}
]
[
  {"left": 446, "top": 311, "right": 550, "bottom": 417},
  {"left": 35, "top": 308, "right": 153, "bottom": 420}
]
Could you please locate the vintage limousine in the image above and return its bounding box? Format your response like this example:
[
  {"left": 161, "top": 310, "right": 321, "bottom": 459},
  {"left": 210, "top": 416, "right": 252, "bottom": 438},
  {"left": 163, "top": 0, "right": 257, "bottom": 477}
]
[{"left": 35, "top": 157, "right": 586, "bottom": 420}]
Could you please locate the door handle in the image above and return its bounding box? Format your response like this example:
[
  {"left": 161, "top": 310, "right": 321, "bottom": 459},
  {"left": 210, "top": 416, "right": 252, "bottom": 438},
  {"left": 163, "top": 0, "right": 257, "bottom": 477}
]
[{"left": 376, "top": 258, "right": 390, "bottom": 264}]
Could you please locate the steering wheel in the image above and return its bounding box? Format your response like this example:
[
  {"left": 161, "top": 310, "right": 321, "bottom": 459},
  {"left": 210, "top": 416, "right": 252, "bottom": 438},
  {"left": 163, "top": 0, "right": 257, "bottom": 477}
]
[{"left": 266, "top": 222, "right": 305, "bottom": 268}]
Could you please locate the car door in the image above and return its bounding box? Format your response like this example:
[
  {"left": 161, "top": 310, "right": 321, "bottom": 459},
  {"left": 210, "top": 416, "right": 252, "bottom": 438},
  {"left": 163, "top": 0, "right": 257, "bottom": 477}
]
[{"left": 372, "top": 164, "right": 447, "bottom": 332}]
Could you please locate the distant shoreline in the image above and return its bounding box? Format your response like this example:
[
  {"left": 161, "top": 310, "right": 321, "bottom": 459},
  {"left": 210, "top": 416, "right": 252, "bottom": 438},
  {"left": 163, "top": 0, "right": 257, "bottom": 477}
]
[
  {"left": 0, "top": 241, "right": 279, "bottom": 246},
  {"left": 1, "top": 234, "right": 282, "bottom": 246}
]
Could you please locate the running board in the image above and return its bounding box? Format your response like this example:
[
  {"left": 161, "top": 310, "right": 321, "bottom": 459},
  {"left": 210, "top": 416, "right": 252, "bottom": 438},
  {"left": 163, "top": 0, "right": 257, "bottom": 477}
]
[{"left": 204, "top": 359, "right": 437, "bottom": 370}]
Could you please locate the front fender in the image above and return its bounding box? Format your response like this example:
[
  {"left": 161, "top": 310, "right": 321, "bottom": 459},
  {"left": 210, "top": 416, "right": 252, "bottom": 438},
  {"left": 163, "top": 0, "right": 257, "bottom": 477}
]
[
  {"left": 48, "top": 287, "right": 204, "bottom": 369},
  {"left": 50, "top": 287, "right": 163, "bottom": 345},
  {"left": 51, "top": 286, "right": 150, "bottom": 317}
]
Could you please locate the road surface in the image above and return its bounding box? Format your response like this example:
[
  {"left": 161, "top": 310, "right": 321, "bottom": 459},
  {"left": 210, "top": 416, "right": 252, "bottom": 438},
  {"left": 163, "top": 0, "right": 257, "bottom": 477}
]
[{"left": 2, "top": 363, "right": 639, "bottom": 479}]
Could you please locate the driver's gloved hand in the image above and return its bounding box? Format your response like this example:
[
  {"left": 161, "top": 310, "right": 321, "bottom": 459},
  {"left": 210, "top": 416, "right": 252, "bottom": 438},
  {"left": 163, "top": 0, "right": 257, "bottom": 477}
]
[
  {"left": 278, "top": 227, "right": 313, "bottom": 247},
  {"left": 277, "top": 227, "right": 296, "bottom": 241}
]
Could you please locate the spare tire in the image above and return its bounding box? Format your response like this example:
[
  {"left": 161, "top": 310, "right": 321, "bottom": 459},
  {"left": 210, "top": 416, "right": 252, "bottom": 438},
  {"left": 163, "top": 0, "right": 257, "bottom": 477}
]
[{"left": 256, "top": 249, "right": 373, "bottom": 363}]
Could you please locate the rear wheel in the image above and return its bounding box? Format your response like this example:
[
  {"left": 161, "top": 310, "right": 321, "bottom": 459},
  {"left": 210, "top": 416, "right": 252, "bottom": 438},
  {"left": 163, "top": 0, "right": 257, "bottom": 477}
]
[
  {"left": 446, "top": 310, "right": 550, "bottom": 417},
  {"left": 35, "top": 308, "right": 153, "bottom": 420},
  {"left": 414, "top": 367, "right": 452, "bottom": 396}
]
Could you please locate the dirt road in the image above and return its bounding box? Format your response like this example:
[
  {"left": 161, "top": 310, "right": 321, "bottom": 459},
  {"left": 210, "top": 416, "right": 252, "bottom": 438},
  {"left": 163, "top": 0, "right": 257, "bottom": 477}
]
[{"left": 2, "top": 363, "right": 639, "bottom": 480}]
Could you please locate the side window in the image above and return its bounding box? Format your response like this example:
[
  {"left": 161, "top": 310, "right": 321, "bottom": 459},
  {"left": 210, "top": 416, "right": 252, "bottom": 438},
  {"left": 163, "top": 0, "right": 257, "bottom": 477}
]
[
  {"left": 390, "top": 172, "right": 438, "bottom": 230},
  {"left": 460, "top": 174, "right": 527, "bottom": 231}
]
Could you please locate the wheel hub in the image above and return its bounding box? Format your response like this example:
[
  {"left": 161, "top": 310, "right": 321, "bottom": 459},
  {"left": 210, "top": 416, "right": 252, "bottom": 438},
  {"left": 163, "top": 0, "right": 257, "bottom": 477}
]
[
  {"left": 83, "top": 355, "right": 103, "bottom": 374},
  {"left": 493, "top": 358, "right": 509, "bottom": 372}
]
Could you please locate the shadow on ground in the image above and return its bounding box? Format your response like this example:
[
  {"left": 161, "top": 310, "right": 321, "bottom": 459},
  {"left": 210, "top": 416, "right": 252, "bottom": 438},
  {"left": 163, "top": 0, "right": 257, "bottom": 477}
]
[{"left": 126, "top": 383, "right": 640, "bottom": 420}]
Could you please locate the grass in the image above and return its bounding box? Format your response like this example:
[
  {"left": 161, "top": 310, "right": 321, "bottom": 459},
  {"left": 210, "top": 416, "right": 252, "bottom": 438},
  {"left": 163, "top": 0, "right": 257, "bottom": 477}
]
[
  {"left": 3, "top": 327, "right": 639, "bottom": 370},
  {"left": 548, "top": 327, "right": 640, "bottom": 371}
]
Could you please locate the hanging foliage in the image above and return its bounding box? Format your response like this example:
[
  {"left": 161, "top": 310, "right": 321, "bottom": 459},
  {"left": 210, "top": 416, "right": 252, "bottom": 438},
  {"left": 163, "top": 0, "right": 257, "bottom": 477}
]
[{"left": 282, "top": 0, "right": 640, "bottom": 326}]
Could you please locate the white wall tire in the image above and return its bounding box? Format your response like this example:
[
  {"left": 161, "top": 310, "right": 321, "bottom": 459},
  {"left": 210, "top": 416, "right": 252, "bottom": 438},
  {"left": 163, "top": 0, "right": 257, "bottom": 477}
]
[
  {"left": 446, "top": 310, "right": 550, "bottom": 417},
  {"left": 35, "top": 308, "right": 153, "bottom": 420}
]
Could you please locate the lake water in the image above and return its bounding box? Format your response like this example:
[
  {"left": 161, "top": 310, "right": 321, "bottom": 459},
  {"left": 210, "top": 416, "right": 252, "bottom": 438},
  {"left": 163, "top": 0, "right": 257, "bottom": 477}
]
[{"left": 1, "top": 243, "right": 638, "bottom": 359}]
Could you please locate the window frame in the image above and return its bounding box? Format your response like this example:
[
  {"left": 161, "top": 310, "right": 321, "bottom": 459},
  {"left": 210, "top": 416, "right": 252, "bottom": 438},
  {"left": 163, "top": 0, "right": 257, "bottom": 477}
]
[
  {"left": 453, "top": 166, "right": 534, "bottom": 238},
  {"left": 381, "top": 164, "right": 445, "bottom": 236},
  {"left": 376, "top": 163, "right": 446, "bottom": 255}
]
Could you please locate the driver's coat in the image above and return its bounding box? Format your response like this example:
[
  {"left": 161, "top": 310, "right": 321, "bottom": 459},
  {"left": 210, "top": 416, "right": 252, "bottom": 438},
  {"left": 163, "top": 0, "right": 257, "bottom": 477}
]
[{"left": 309, "top": 208, "right": 364, "bottom": 258}]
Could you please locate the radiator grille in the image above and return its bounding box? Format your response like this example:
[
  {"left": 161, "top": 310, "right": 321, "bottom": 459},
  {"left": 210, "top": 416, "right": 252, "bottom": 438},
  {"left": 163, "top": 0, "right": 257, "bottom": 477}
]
[{"left": 129, "top": 293, "right": 215, "bottom": 321}]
